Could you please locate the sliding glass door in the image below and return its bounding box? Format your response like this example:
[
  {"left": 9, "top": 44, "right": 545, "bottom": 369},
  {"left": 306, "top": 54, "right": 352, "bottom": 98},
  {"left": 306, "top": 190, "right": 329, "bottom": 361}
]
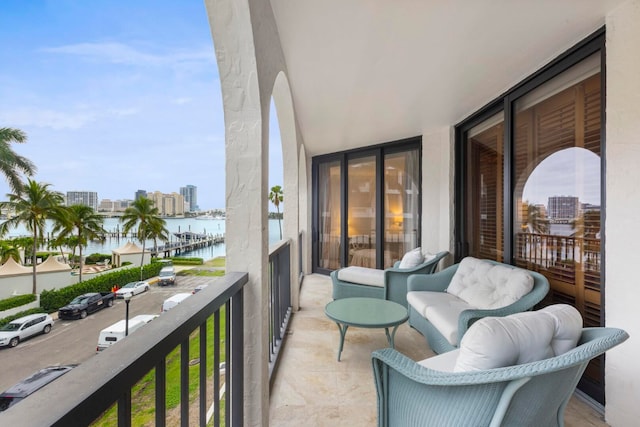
[
  {"left": 457, "top": 35, "right": 605, "bottom": 403},
  {"left": 313, "top": 138, "right": 421, "bottom": 273}
]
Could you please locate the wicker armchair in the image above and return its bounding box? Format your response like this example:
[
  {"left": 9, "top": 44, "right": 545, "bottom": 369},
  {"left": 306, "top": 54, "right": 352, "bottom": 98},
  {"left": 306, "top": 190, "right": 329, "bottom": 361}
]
[
  {"left": 372, "top": 327, "right": 629, "bottom": 427},
  {"left": 330, "top": 251, "right": 449, "bottom": 308}
]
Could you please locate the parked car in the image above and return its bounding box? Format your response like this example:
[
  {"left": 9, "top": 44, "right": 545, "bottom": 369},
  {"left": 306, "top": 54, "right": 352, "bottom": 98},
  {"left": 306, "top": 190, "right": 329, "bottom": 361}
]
[
  {"left": 96, "top": 314, "right": 158, "bottom": 352},
  {"left": 58, "top": 292, "right": 116, "bottom": 320},
  {"left": 115, "top": 281, "right": 149, "bottom": 298},
  {"left": 0, "top": 365, "right": 77, "bottom": 411},
  {"left": 157, "top": 266, "right": 176, "bottom": 286},
  {"left": 0, "top": 313, "right": 54, "bottom": 348}
]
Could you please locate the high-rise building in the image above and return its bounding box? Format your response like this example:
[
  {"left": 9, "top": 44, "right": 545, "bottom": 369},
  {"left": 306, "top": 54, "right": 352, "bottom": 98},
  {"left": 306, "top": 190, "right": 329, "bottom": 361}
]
[
  {"left": 180, "top": 185, "right": 198, "bottom": 212},
  {"left": 547, "top": 196, "right": 579, "bottom": 220},
  {"left": 148, "top": 191, "right": 185, "bottom": 216},
  {"left": 135, "top": 190, "right": 147, "bottom": 201},
  {"left": 66, "top": 191, "right": 98, "bottom": 210}
]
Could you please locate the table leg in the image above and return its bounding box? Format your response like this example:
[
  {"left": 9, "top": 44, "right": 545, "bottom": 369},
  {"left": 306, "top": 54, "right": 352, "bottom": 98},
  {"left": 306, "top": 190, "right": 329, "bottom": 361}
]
[
  {"left": 334, "top": 322, "right": 349, "bottom": 361},
  {"left": 385, "top": 325, "right": 401, "bottom": 348}
]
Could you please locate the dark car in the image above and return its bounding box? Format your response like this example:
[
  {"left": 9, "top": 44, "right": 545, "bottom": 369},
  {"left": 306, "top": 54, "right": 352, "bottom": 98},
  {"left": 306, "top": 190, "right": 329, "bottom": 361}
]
[
  {"left": 0, "top": 365, "right": 77, "bottom": 412},
  {"left": 58, "top": 292, "right": 115, "bottom": 320}
]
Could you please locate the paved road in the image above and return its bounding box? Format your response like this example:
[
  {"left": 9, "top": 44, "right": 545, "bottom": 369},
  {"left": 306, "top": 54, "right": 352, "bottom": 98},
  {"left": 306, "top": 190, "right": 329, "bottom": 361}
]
[{"left": 0, "top": 274, "right": 216, "bottom": 392}]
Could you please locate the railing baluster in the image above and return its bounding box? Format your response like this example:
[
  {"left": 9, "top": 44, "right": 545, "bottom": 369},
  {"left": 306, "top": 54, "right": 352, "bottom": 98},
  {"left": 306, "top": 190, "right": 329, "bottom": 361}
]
[
  {"left": 181, "top": 338, "right": 189, "bottom": 427},
  {"left": 156, "top": 358, "right": 166, "bottom": 427},
  {"left": 118, "top": 388, "right": 132, "bottom": 427},
  {"left": 213, "top": 310, "right": 221, "bottom": 427},
  {"left": 200, "top": 322, "right": 207, "bottom": 427}
]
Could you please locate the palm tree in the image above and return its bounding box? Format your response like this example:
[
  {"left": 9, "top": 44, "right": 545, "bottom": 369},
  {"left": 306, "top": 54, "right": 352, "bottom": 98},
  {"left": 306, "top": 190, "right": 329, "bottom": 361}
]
[
  {"left": 0, "top": 241, "right": 21, "bottom": 264},
  {"left": 269, "top": 185, "right": 284, "bottom": 239},
  {"left": 0, "top": 127, "right": 36, "bottom": 193},
  {"left": 147, "top": 216, "right": 170, "bottom": 255},
  {"left": 522, "top": 202, "right": 549, "bottom": 234},
  {"left": 120, "top": 197, "right": 166, "bottom": 280},
  {"left": 0, "top": 179, "right": 64, "bottom": 294},
  {"left": 51, "top": 204, "right": 105, "bottom": 282}
]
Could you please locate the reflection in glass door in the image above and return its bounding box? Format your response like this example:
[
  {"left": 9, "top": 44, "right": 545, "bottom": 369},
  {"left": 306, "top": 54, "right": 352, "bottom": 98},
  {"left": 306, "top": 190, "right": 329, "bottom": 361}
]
[
  {"left": 464, "top": 114, "right": 505, "bottom": 262},
  {"left": 347, "top": 156, "right": 376, "bottom": 267},
  {"left": 384, "top": 150, "right": 420, "bottom": 268},
  {"left": 313, "top": 138, "right": 422, "bottom": 273},
  {"left": 513, "top": 60, "right": 603, "bottom": 401},
  {"left": 318, "top": 160, "right": 341, "bottom": 270},
  {"left": 460, "top": 51, "right": 604, "bottom": 404}
]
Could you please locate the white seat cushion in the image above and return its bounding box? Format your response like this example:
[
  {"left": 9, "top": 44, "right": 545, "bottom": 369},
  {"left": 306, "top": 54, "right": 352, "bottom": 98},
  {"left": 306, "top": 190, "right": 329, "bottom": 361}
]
[
  {"left": 337, "top": 266, "right": 385, "bottom": 287},
  {"left": 453, "top": 304, "right": 583, "bottom": 372},
  {"left": 447, "top": 257, "right": 534, "bottom": 309},
  {"left": 407, "top": 291, "right": 474, "bottom": 345},
  {"left": 399, "top": 247, "right": 424, "bottom": 269}
]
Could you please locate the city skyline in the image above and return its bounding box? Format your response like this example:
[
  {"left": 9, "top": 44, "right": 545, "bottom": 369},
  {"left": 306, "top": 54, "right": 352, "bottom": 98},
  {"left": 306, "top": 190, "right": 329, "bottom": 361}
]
[{"left": 0, "top": 1, "right": 284, "bottom": 211}]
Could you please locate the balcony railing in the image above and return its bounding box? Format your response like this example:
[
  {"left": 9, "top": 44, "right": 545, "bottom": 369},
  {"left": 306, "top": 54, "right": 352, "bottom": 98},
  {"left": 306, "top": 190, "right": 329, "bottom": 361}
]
[
  {"left": 2, "top": 272, "right": 248, "bottom": 427},
  {"left": 268, "top": 240, "right": 292, "bottom": 379}
]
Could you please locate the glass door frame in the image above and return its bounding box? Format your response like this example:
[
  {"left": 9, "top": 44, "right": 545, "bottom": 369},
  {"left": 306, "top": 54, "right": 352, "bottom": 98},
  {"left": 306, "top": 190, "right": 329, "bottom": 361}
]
[
  {"left": 454, "top": 28, "right": 606, "bottom": 402},
  {"left": 312, "top": 137, "right": 422, "bottom": 275}
]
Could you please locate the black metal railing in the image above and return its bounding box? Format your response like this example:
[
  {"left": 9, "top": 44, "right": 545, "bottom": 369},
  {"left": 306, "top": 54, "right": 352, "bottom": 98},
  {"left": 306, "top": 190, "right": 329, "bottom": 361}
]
[
  {"left": 268, "top": 240, "right": 292, "bottom": 379},
  {"left": 2, "top": 272, "right": 248, "bottom": 427}
]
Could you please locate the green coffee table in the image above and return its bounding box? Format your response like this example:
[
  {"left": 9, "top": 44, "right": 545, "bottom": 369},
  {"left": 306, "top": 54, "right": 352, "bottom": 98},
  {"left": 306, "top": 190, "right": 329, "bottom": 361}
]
[{"left": 325, "top": 297, "right": 408, "bottom": 361}]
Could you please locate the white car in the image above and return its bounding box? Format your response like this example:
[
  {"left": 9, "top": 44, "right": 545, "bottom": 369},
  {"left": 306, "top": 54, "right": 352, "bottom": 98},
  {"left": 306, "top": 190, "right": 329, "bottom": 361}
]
[
  {"left": 115, "top": 281, "right": 150, "bottom": 299},
  {"left": 0, "top": 313, "right": 54, "bottom": 348}
]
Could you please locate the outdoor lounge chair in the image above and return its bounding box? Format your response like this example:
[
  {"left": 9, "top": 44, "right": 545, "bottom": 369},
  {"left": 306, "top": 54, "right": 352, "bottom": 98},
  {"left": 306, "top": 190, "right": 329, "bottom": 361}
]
[
  {"left": 372, "top": 305, "right": 629, "bottom": 427},
  {"left": 330, "top": 250, "right": 449, "bottom": 308}
]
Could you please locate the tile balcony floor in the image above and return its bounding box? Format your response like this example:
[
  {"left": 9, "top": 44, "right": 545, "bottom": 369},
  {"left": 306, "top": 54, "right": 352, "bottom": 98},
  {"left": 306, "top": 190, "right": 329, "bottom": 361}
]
[{"left": 269, "top": 274, "right": 609, "bottom": 427}]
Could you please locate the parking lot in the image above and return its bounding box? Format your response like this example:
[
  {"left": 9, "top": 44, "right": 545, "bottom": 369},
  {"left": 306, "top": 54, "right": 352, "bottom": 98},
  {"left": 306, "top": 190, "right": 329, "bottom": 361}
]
[{"left": 0, "top": 274, "right": 217, "bottom": 393}]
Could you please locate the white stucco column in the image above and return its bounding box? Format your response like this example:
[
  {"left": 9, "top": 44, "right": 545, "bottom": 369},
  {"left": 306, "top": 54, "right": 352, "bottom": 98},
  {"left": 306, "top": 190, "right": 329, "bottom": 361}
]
[
  {"left": 421, "top": 128, "right": 454, "bottom": 261},
  {"left": 605, "top": 1, "right": 640, "bottom": 424},
  {"left": 206, "top": 1, "right": 269, "bottom": 425}
]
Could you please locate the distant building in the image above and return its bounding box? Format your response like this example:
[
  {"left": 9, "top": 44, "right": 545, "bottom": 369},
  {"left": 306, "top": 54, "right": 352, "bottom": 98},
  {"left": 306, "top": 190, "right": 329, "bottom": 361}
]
[
  {"left": 66, "top": 191, "right": 98, "bottom": 210},
  {"left": 148, "top": 191, "right": 185, "bottom": 216},
  {"left": 98, "top": 199, "right": 133, "bottom": 212},
  {"left": 135, "top": 190, "right": 147, "bottom": 201},
  {"left": 547, "top": 196, "right": 579, "bottom": 220},
  {"left": 180, "top": 185, "right": 198, "bottom": 212}
]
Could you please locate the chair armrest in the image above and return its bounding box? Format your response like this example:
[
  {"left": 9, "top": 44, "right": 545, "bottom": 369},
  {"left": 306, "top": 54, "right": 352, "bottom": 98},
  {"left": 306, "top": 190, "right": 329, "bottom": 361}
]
[
  {"left": 407, "top": 263, "right": 458, "bottom": 292},
  {"left": 373, "top": 327, "right": 629, "bottom": 385}
]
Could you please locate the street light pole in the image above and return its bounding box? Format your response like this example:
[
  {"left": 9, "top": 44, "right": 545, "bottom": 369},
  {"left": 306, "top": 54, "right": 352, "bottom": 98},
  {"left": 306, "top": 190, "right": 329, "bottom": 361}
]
[{"left": 124, "top": 294, "right": 132, "bottom": 336}]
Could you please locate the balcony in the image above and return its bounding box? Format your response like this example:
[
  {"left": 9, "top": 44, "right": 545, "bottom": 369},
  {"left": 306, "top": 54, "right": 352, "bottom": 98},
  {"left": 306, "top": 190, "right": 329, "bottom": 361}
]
[
  {"left": 0, "top": 268, "right": 614, "bottom": 425},
  {"left": 270, "top": 273, "right": 611, "bottom": 426}
]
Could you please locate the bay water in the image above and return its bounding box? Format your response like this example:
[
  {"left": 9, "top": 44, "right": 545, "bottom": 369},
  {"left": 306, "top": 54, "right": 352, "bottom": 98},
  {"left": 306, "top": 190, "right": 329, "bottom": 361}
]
[{"left": 1, "top": 217, "right": 284, "bottom": 262}]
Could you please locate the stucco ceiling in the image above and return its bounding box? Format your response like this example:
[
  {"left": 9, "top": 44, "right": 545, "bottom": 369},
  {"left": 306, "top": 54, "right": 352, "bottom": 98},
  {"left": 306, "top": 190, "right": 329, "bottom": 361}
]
[{"left": 270, "top": 0, "right": 627, "bottom": 156}]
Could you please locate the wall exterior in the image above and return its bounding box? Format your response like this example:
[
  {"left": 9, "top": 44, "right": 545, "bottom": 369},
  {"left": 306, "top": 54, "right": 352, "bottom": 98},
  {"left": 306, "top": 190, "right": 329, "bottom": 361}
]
[
  {"left": 421, "top": 128, "right": 454, "bottom": 265},
  {"left": 605, "top": 0, "right": 640, "bottom": 424},
  {"left": 0, "top": 270, "right": 108, "bottom": 300}
]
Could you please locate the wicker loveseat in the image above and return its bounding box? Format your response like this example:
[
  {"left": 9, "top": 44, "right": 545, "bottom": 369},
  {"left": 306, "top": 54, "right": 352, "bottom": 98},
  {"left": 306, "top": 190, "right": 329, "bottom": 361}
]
[{"left": 407, "top": 257, "right": 549, "bottom": 353}]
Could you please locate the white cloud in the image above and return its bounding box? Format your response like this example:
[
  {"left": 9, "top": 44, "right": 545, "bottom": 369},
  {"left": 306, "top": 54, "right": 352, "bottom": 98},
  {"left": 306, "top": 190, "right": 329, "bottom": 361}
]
[
  {"left": 41, "top": 42, "right": 214, "bottom": 68},
  {"left": 0, "top": 108, "right": 98, "bottom": 130},
  {"left": 173, "top": 97, "right": 192, "bottom": 105}
]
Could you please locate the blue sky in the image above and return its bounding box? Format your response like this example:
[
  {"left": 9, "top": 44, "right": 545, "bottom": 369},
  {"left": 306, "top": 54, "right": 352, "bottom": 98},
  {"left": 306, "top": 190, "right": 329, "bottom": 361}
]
[{"left": 0, "top": 1, "right": 283, "bottom": 210}]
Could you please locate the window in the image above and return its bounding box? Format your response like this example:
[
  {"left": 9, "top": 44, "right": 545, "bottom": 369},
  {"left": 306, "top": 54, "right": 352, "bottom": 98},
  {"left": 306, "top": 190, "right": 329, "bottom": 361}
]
[
  {"left": 313, "top": 138, "right": 421, "bottom": 273},
  {"left": 456, "top": 30, "right": 605, "bottom": 403}
]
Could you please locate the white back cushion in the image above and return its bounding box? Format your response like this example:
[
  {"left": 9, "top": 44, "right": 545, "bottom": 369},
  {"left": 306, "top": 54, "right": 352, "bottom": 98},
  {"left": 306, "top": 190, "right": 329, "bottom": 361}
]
[
  {"left": 447, "top": 257, "right": 534, "bottom": 309},
  {"left": 453, "top": 304, "right": 583, "bottom": 372},
  {"left": 399, "top": 247, "right": 424, "bottom": 269}
]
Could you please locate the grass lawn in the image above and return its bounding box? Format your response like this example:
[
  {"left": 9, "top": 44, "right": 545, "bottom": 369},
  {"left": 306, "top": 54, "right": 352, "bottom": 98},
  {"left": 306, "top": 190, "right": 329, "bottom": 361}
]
[{"left": 92, "top": 311, "right": 227, "bottom": 426}]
